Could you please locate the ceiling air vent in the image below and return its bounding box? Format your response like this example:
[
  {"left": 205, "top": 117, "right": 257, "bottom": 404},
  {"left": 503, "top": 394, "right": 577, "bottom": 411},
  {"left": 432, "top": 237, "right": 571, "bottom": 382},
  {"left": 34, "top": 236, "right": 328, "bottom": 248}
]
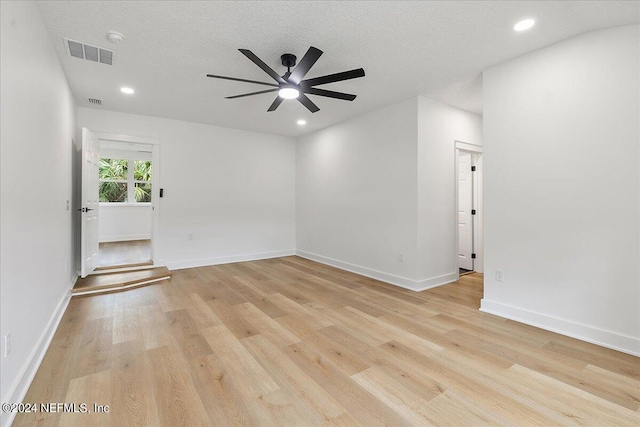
[
  {"left": 64, "top": 38, "right": 114, "bottom": 65},
  {"left": 87, "top": 98, "right": 102, "bottom": 105}
]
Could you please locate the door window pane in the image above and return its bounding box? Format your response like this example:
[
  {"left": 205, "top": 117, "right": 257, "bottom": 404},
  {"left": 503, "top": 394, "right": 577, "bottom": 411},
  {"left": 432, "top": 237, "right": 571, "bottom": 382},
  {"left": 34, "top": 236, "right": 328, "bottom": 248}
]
[
  {"left": 99, "top": 158, "right": 128, "bottom": 180},
  {"left": 99, "top": 182, "right": 127, "bottom": 202},
  {"left": 134, "top": 161, "right": 152, "bottom": 181},
  {"left": 134, "top": 183, "right": 152, "bottom": 202}
]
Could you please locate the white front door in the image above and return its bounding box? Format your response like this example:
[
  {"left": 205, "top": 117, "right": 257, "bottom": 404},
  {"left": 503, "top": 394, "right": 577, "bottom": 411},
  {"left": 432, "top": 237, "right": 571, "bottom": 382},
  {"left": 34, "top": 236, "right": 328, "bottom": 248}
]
[
  {"left": 81, "top": 128, "right": 100, "bottom": 277},
  {"left": 458, "top": 151, "right": 474, "bottom": 271}
]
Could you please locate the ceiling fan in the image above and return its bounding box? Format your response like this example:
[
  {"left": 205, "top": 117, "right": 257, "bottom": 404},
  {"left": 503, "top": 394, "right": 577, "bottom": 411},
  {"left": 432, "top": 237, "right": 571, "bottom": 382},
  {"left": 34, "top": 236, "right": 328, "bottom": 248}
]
[{"left": 206, "top": 46, "right": 365, "bottom": 113}]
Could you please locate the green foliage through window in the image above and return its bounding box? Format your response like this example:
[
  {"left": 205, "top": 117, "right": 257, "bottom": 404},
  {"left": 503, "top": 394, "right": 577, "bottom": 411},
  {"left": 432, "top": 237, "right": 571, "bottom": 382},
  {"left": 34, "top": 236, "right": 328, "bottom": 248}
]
[
  {"left": 133, "top": 161, "right": 152, "bottom": 202},
  {"left": 99, "top": 158, "right": 152, "bottom": 203}
]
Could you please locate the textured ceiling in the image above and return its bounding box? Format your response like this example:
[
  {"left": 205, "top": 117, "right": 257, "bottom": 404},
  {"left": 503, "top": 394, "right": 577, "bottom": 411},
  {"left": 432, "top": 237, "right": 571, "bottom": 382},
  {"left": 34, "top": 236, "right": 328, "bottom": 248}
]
[{"left": 37, "top": 1, "right": 639, "bottom": 137}]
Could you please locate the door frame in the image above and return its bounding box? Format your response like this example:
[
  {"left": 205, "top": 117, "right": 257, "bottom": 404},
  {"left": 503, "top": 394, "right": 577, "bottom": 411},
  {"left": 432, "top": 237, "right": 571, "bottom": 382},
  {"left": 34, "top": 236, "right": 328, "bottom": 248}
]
[
  {"left": 454, "top": 140, "right": 483, "bottom": 277},
  {"left": 93, "top": 131, "right": 161, "bottom": 265},
  {"left": 457, "top": 150, "right": 474, "bottom": 271}
]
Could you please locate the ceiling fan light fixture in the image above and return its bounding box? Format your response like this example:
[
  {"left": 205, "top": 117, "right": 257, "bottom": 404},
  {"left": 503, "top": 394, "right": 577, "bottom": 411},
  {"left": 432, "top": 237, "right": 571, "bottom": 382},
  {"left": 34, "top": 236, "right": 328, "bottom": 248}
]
[{"left": 279, "top": 86, "right": 300, "bottom": 99}]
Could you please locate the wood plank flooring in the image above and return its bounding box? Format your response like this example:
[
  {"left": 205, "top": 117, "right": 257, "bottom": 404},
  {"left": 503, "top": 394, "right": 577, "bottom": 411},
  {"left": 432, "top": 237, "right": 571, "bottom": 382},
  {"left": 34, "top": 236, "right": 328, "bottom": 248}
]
[
  {"left": 98, "top": 240, "right": 151, "bottom": 267},
  {"left": 14, "top": 256, "right": 640, "bottom": 426}
]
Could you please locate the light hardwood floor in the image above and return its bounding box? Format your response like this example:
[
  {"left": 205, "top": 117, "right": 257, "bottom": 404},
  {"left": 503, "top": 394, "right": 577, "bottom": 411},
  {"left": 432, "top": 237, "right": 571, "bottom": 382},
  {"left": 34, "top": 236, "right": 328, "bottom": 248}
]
[
  {"left": 14, "top": 256, "right": 640, "bottom": 426},
  {"left": 98, "top": 240, "right": 151, "bottom": 267}
]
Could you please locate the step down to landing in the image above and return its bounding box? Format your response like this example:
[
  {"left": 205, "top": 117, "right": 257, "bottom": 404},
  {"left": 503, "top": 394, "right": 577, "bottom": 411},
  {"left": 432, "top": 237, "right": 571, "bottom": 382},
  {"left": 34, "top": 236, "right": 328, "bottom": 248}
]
[
  {"left": 95, "top": 260, "right": 153, "bottom": 271},
  {"left": 72, "top": 266, "right": 171, "bottom": 297}
]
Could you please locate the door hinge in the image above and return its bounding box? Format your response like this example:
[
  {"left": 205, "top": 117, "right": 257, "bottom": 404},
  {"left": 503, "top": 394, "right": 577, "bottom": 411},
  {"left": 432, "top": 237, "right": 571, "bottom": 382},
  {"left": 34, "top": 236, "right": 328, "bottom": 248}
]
[
  {"left": 471, "top": 166, "right": 476, "bottom": 171},
  {"left": 471, "top": 209, "right": 476, "bottom": 215},
  {"left": 471, "top": 253, "right": 476, "bottom": 259}
]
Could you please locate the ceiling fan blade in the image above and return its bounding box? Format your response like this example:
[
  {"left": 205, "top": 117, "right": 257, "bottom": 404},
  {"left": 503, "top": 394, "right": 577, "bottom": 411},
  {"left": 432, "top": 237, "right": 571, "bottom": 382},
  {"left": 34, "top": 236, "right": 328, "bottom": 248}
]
[
  {"left": 206, "top": 74, "right": 278, "bottom": 87},
  {"left": 297, "top": 93, "right": 320, "bottom": 113},
  {"left": 304, "top": 87, "right": 356, "bottom": 101},
  {"left": 288, "top": 46, "right": 323, "bottom": 84},
  {"left": 225, "top": 88, "right": 279, "bottom": 99},
  {"left": 267, "top": 96, "right": 284, "bottom": 112},
  {"left": 238, "top": 49, "right": 286, "bottom": 84},
  {"left": 301, "top": 68, "right": 365, "bottom": 87}
]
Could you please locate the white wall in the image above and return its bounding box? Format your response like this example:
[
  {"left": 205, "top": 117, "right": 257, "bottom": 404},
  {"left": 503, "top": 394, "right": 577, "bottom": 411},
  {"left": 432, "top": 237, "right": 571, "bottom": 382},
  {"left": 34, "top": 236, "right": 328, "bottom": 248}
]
[
  {"left": 77, "top": 108, "right": 296, "bottom": 269},
  {"left": 0, "top": 2, "right": 77, "bottom": 425},
  {"left": 482, "top": 25, "right": 640, "bottom": 355},
  {"left": 296, "top": 96, "right": 482, "bottom": 290},
  {"left": 296, "top": 98, "right": 419, "bottom": 287},
  {"left": 417, "top": 97, "right": 483, "bottom": 285},
  {"left": 99, "top": 205, "right": 152, "bottom": 242}
]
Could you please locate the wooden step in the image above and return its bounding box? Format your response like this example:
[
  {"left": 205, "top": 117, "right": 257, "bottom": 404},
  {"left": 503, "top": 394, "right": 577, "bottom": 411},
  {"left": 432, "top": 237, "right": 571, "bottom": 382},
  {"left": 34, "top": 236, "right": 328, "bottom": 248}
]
[
  {"left": 91, "top": 263, "right": 158, "bottom": 275},
  {"left": 72, "top": 266, "right": 171, "bottom": 296},
  {"left": 95, "top": 260, "right": 153, "bottom": 271}
]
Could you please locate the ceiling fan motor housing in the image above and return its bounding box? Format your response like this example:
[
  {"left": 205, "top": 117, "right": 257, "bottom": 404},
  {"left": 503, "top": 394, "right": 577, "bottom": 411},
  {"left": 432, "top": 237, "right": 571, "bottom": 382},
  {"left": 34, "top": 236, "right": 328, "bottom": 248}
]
[{"left": 281, "top": 54, "right": 297, "bottom": 68}]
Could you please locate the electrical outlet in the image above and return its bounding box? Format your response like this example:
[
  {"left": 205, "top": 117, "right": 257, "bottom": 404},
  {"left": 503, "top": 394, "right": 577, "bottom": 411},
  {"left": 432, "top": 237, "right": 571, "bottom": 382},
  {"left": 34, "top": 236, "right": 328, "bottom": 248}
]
[
  {"left": 188, "top": 233, "right": 194, "bottom": 241},
  {"left": 496, "top": 269, "right": 504, "bottom": 282},
  {"left": 399, "top": 252, "right": 405, "bottom": 262},
  {"left": 4, "top": 333, "right": 11, "bottom": 357},
  {"left": 66, "top": 200, "right": 70, "bottom": 211},
  {"left": 308, "top": 236, "right": 312, "bottom": 244}
]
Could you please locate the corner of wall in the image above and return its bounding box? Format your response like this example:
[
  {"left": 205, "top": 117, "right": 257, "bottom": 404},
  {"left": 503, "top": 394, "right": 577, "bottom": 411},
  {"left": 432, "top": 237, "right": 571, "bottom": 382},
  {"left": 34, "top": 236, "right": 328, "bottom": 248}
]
[{"left": 415, "top": 96, "right": 483, "bottom": 282}]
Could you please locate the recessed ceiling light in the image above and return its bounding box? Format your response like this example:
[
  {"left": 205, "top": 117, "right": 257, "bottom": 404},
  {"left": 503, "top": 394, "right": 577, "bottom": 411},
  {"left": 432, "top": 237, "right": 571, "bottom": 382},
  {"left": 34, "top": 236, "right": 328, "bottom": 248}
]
[
  {"left": 297, "top": 120, "right": 307, "bottom": 125},
  {"left": 120, "top": 87, "right": 135, "bottom": 94},
  {"left": 514, "top": 18, "right": 535, "bottom": 32}
]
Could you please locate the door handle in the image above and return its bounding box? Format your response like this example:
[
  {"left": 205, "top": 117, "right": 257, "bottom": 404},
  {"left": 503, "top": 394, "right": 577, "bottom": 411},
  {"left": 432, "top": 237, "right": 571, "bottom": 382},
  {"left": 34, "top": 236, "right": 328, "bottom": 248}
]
[{"left": 77, "top": 208, "right": 95, "bottom": 212}]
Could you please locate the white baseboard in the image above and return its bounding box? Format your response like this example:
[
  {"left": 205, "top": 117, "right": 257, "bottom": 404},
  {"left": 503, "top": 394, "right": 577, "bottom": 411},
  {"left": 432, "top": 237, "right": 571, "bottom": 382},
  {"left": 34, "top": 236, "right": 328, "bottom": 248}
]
[
  {"left": 166, "top": 249, "right": 296, "bottom": 270},
  {"left": 480, "top": 299, "right": 640, "bottom": 357},
  {"left": 414, "top": 272, "right": 459, "bottom": 291},
  {"left": 296, "top": 250, "right": 457, "bottom": 292},
  {"left": 1, "top": 276, "right": 74, "bottom": 427},
  {"left": 99, "top": 234, "right": 151, "bottom": 243}
]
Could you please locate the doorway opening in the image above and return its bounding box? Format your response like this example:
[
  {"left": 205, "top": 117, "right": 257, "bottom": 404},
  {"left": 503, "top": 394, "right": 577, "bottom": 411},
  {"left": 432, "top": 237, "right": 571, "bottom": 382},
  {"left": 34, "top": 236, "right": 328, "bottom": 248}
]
[
  {"left": 455, "top": 141, "right": 483, "bottom": 278},
  {"left": 80, "top": 129, "right": 160, "bottom": 277},
  {"left": 97, "top": 147, "right": 153, "bottom": 268}
]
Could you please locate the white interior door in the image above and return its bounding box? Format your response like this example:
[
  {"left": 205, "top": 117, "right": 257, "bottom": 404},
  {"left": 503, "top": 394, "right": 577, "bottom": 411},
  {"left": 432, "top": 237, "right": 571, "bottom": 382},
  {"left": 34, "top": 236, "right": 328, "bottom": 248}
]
[
  {"left": 458, "top": 151, "right": 474, "bottom": 270},
  {"left": 81, "top": 128, "right": 100, "bottom": 277}
]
